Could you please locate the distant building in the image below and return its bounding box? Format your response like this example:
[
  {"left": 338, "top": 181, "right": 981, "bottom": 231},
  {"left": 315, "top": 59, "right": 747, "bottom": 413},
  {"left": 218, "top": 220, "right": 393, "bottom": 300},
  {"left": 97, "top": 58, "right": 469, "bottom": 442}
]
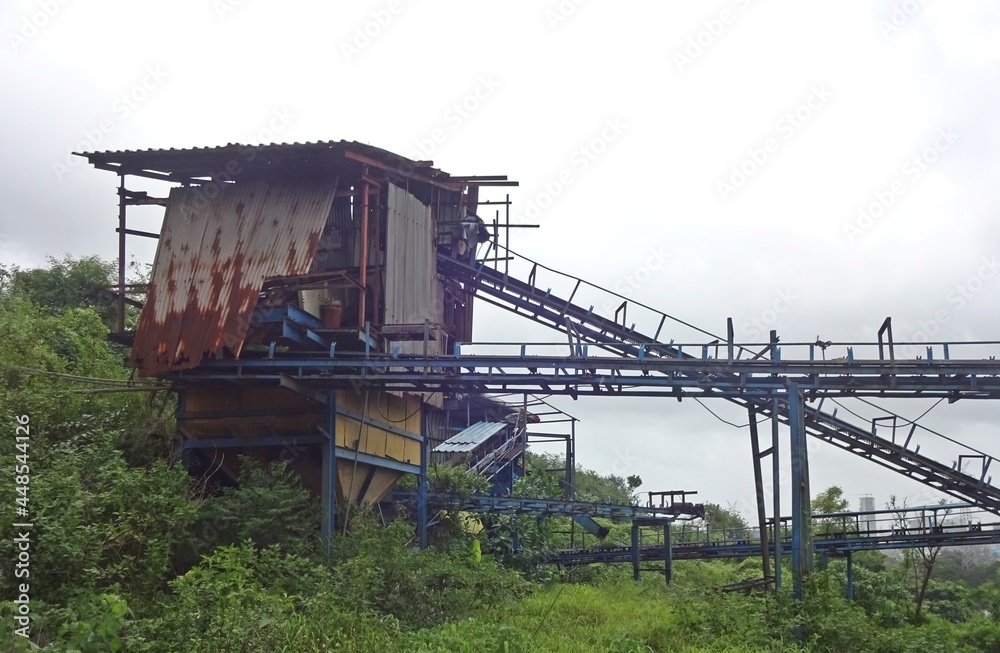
[{"left": 859, "top": 495, "right": 875, "bottom": 532}]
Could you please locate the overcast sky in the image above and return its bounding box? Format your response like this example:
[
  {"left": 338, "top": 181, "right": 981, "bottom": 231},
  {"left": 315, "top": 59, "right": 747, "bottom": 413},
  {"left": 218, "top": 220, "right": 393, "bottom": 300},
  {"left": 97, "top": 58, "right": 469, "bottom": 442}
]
[{"left": 3, "top": 1, "right": 1000, "bottom": 520}]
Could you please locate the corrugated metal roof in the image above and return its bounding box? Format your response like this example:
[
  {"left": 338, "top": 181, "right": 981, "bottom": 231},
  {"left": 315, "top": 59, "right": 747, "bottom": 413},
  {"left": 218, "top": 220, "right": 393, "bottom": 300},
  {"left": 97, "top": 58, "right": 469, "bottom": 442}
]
[
  {"left": 132, "top": 180, "right": 337, "bottom": 375},
  {"left": 433, "top": 421, "right": 507, "bottom": 453},
  {"left": 74, "top": 140, "right": 466, "bottom": 189}
]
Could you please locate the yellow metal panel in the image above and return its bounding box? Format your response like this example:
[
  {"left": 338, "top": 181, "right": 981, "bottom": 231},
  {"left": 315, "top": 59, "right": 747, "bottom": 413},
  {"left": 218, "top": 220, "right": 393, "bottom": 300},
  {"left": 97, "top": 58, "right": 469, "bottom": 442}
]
[
  {"left": 181, "top": 387, "right": 319, "bottom": 440},
  {"left": 336, "top": 462, "right": 402, "bottom": 504},
  {"left": 334, "top": 389, "right": 421, "bottom": 465}
]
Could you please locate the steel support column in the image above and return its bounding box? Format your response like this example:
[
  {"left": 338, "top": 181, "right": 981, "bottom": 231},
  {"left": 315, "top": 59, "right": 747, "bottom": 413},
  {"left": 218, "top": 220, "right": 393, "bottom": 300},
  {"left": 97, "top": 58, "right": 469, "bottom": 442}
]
[
  {"left": 116, "top": 175, "right": 127, "bottom": 333},
  {"left": 846, "top": 552, "right": 854, "bottom": 601},
  {"left": 566, "top": 420, "right": 576, "bottom": 499},
  {"left": 631, "top": 522, "right": 640, "bottom": 582},
  {"left": 748, "top": 407, "right": 771, "bottom": 583},
  {"left": 789, "top": 383, "right": 813, "bottom": 599},
  {"left": 664, "top": 521, "right": 673, "bottom": 584},
  {"left": 418, "top": 407, "right": 429, "bottom": 550},
  {"left": 771, "top": 330, "right": 783, "bottom": 591},
  {"left": 321, "top": 390, "right": 337, "bottom": 556},
  {"left": 568, "top": 419, "right": 577, "bottom": 548}
]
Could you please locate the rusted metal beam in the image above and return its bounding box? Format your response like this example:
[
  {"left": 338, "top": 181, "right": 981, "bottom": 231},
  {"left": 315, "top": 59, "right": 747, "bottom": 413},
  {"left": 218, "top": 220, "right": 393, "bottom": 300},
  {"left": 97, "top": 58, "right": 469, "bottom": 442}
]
[
  {"left": 115, "top": 227, "right": 159, "bottom": 239},
  {"left": 343, "top": 150, "right": 464, "bottom": 191}
]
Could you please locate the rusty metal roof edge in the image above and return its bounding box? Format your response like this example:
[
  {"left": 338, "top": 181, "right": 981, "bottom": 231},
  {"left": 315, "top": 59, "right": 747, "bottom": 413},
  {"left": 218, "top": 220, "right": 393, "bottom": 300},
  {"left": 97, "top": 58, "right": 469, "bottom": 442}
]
[{"left": 71, "top": 140, "right": 517, "bottom": 187}]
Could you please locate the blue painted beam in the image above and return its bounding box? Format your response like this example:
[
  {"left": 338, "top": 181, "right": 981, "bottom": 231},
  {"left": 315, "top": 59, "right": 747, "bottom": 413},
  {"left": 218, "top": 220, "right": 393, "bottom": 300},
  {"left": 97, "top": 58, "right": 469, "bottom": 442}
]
[
  {"left": 183, "top": 435, "right": 324, "bottom": 449},
  {"left": 335, "top": 447, "right": 420, "bottom": 475},
  {"left": 789, "top": 384, "right": 813, "bottom": 600},
  {"left": 322, "top": 391, "right": 336, "bottom": 557},
  {"left": 575, "top": 515, "right": 611, "bottom": 539}
]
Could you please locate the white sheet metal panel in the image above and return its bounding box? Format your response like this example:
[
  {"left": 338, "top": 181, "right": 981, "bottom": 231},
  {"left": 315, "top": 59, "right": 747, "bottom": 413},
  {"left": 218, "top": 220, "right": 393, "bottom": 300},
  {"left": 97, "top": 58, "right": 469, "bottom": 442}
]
[
  {"left": 133, "top": 180, "right": 337, "bottom": 375},
  {"left": 433, "top": 421, "right": 507, "bottom": 453},
  {"left": 385, "top": 183, "right": 443, "bottom": 356}
]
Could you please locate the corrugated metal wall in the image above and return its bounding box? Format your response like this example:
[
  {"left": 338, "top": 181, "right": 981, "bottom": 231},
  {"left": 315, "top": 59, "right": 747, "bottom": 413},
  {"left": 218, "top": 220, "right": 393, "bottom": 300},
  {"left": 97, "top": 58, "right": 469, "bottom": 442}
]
[
  {"left": 385, "top": 183, "right": 444, "bottom": 355},
  {"left": 133, "top": 180, "right": 338, "bottom": 375}
]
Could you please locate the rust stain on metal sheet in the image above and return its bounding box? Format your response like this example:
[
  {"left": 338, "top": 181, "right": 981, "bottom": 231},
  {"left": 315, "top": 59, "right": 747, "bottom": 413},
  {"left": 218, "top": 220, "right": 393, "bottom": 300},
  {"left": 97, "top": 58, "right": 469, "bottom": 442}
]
[{"left": 132, "top": 180, "right": 337, "bottom": 375}]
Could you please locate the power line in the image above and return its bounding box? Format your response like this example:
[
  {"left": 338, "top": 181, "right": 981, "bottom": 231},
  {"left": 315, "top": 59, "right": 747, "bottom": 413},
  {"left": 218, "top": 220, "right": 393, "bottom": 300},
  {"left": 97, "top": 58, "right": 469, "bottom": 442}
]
[{"left": 693, "top": 398, "right": 769, "bottom": 429}]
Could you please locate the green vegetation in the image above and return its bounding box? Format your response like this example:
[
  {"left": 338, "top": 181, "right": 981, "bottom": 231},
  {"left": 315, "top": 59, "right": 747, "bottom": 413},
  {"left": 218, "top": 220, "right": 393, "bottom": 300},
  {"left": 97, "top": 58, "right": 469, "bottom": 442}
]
[{"left": 5, "top": 257, "right": 1000, "bottom": 651}]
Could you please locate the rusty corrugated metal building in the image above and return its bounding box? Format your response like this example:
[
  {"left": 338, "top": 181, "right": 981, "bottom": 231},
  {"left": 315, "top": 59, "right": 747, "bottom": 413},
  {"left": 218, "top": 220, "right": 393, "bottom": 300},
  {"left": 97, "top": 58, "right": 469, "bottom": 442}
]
[{"left": 77, "top": 140, "right": 519, "bottom": 530}]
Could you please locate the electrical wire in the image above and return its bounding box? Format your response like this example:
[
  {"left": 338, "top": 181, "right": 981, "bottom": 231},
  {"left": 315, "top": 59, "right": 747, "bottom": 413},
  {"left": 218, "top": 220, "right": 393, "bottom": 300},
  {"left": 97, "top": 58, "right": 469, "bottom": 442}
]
[
  {"left": 693, "top": 398, "right": 769, "bottom": 429},
  {"left": 374, "top": 390, "right": 422, "bottom": 423},
  {"left": 828, "top": 397, "right": 942, "bottom": 428},
  {"left": 853, "top": 396, "right": 944, "bottom": 427},
  {"left": 530, "top": 566, "right": 578, "bottom": 640},
  {"left": 828, "top": 397, "right": 995, "bottom": 459},
  {"left": 498, "top": 243, "right": 759, "bottom": 358},
  {"left": 11, "top": 365, "right": 161, "bottom": 388}
]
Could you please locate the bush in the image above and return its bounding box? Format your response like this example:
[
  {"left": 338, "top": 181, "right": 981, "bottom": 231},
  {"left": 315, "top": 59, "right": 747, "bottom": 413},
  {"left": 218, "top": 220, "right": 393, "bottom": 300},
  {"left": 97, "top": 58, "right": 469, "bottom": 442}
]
[
  {"left": 333, "top": 510, "right": 530, "bottom": 629},
  {"left": 188, "top": 458, "right": 321, "bottom": 560}
]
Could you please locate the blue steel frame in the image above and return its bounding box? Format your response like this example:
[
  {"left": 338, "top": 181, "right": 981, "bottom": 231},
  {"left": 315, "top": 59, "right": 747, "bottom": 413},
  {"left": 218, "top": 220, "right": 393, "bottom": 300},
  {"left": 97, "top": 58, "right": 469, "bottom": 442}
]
[
  {"left": 174, "top": 348, "right": 1000, "bottom": 596},
  {"left": 550, "top": 501, "right": 1000, "bottom": 596},
  {"left": 98, "top": 162, "right": 1000, "bottom": 600}
]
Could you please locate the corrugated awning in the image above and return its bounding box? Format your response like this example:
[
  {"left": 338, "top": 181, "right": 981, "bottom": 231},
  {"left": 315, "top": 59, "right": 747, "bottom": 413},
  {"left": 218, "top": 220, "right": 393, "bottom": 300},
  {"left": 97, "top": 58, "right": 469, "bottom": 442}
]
[
  {"left": 132, "top": 179, "right": 337, "bottom": 375},
  {"left": 434, "top": 421, "right": 507, "bottom": 453},
  {"left": 74, "top": 140, "right": 486, "bottom": 190}
]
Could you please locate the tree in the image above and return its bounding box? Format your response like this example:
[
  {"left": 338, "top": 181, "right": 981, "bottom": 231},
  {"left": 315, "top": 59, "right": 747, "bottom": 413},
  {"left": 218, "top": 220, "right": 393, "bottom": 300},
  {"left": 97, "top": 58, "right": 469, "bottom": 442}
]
[
  {"left": 888, "top": 495, "right": 950, "bottom": 618},
  {"left": 6, "top": 256, "right": 119, "bottom": 328},
  {"left": 812, "top": 485, "right": 851, "bottom": 537},
  {"left": 812, "top": 485, "right": 849, "bottom": 514},
  {"left": 701, "top": 503, "right": 749, "bottom": 541},
  {"left": 626, "top": 475, "right": 642, "bottom": 503}
]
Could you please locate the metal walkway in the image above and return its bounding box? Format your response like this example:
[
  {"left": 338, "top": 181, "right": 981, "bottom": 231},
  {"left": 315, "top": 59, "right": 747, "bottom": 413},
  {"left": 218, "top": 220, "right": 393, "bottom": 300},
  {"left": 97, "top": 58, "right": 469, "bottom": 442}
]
[
  {"left": 391, "top": 491, "right": 706, "bottom": 521},
  {"left": 550, "top": 502, "right": 1000, "bottom": 566},
  {"left": 438, "top": 247, "right": 1000, "bottom": 513}
]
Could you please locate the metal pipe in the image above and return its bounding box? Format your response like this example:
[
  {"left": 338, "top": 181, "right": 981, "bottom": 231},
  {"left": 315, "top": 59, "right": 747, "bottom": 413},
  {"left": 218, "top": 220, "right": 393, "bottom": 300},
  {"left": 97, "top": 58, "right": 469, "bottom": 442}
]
[{"left": 358, "top": 179, "right": 370, "bottom": 328}]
